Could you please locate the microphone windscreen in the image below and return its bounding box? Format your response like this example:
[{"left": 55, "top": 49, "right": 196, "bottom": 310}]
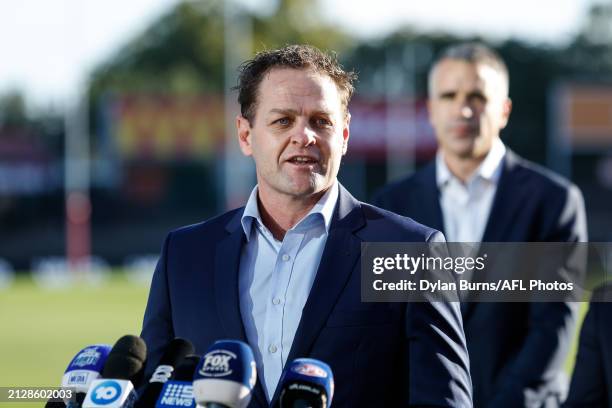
[
  {"left": 278, "top": 358, "right": 334, "bottom": 408},
  {"left": 173, "top": 355, "right": 201, "bottom": 381},
  {"left": 62, "top": 344, "right": 112, "bottom": 393},
  {"left": 101, "top": 335, "right": 147, "bottom": 383},
  {"left": 160, "top": 338, "right": 195, "bottom": 365},
  {"left": 135, "top": 339, "right": 195, "bottom": 408},
  {"left": 193, "top": 340, "right": 257, "bottom": 408},
  {"left": 44, "top": 400, "right": 66, "bottom": 407}
]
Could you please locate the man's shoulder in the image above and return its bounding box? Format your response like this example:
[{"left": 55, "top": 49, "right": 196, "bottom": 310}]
[
  {"left": 375, "top": 162, "right": 434, "bottom": 196},
  {"left": 167, "top": 207, "right": 243, "bottom": 242},
  {"left": 371, "top": 161, "right": 435, "bottom": 211},
  {"left": 508, "top": 152, "right": 576, "bottom": 193},
  {"left": 358, "top": 200, "right": 440, "bottom": 242}
]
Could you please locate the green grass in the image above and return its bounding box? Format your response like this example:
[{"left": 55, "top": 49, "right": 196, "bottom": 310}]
[{"left": 0, "top": 272, "right": 149, "bottom": 406}]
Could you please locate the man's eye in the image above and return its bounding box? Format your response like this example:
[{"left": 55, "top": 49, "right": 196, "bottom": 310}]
[
  {"left": 469, "top": 93, "right": 487, "bottom": 104},
  {"left": 315, "top": 118, "right": 332, "bottom": 127},
  {"left": 274, "top": 118, "right": 291, "bottom": 126}
]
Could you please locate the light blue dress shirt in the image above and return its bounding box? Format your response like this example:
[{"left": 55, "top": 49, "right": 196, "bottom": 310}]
[{"left": 239, "top": 182, "right": 339, "bottom": 402}]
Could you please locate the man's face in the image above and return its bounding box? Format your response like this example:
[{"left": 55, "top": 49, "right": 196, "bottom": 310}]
[
  {"left": 428, "top": 59, "right": 511, "bottom": 160},
  {"left": 237, "top": 68, "right": 350, "bottom": 201}
]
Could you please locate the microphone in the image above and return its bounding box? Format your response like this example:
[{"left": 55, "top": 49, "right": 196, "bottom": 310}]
[
  {"left": 135, "top": 338, "right": 194, "bottom": 408},
  {"left": 276, "top": 358, "right": 334, "bottom": 408},
  {"left": 63, "top": 344, "right": 113, "bottom": 407},
  {"left": 192, "top": 340, "right": 257, "bottom": 408},
  {"left": 155, "top": 354, "right": 201, "bottom": 408},
  {"left": 44, "top": 344, "right": 112, "bottom": 408},
  {"left": 44, "top": 400, "right": 66, "bottom": 408},
  {"left": 82, "top": 335, "right": 147, "bottom": 408}
]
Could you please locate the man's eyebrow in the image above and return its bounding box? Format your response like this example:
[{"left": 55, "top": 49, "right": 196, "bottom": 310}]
[
  {"left": 268, "top": 108, "right": 333, "bottom": 116},
  {"left": 438, "top": 90, "right": 456, "bottom": 97},
  {"left": 268, "top": 108, "right": 299, "bottom": 116}
]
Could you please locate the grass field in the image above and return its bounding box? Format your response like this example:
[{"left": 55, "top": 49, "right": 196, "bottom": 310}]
[
  {"left": 0, "top": 272, "right": 589, "bottom": 407},
  {"left": 0, "top": 272, "right": 149, "bottom": 406}
]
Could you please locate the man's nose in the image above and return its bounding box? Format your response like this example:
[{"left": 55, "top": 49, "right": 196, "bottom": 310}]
[
  {"left": 290, "top": 123, "right": 317, "bottom": 146},
  {"left": 459, "top": 103, "right": 474, "bottom": 119}
]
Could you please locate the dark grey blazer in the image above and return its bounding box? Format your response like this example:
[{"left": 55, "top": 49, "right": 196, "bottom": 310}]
[{"left": 373, "top": 149, "right": 588, "bottom": 408}]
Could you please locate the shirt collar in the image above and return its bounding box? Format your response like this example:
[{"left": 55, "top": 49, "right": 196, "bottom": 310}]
[
  {"left": 240, "top": 181, "right": 339, "bottom": 241},
  {"left": 436, "top": 138, "right": 506, "bottom": 188}
]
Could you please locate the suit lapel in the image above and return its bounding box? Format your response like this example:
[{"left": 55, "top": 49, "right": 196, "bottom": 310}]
[
  {"left": 481, "top": 150, "right": 528, "bottom": 242},
  {"left": 415, "top": 162, "right": 445, "bottom": 234},
  {"left": 215, "top": 210, "right": 268, "bottom": 408},
  {"left": 270, "top": 185, "right": 364, "bottom": 402},
  {"left": 463, "top": 151, "right": 529, "bottom": 319}
]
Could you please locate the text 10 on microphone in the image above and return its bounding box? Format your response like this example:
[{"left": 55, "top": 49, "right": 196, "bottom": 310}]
[{"left": 82, "top": 335, "right": 147, "bottom": 408}]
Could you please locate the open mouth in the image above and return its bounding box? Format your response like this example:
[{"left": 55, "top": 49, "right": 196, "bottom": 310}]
[{"left": 287, "top": 156, "right": 318, "bottom": 165}]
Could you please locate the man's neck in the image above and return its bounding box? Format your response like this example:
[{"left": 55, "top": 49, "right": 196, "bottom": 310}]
[
  {"left": 256, "top": 187, "right": 327, "bottom": 241},
  {"left": 443, "top": 154, "right": 483, "bottom": 183}
]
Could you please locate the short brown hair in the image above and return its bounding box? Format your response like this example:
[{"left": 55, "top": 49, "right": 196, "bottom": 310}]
[
  {"left": 428, "top": 42, "right": 509, "bottom": 96},
  {"left": 236, "top": 44, "right": 357, "bottom": 123}
]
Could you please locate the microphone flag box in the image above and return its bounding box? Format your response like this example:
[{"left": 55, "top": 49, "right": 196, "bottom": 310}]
[
  {"left": 155, "top": 380, "right": 195, "bottom": 408},
  {"left": 61, "top": 344, "right": 112, "bottom": 403},
  {"left": 82, "top": 379, "right": 137, "bottom": 408},
  {"left": 192, "top": 340, "right": 257, "bottom": 408}
]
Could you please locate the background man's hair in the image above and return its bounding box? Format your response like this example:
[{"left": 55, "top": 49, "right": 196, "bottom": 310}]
[
  {"left": 428, "top": 42, "right": 509, "bottom": 96},
  {"left": 236, "top": 44, "right": 357, "bottom": 123}
]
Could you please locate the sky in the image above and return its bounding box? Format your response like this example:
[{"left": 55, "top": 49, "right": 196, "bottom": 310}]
[{"left": 0, "top": 0, "right": 597, "bottom": 109}]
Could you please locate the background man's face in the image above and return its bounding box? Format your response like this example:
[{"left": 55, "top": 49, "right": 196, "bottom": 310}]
[
  {"left": 237, "top": 67, "right": 350, "bottom": 200},
  {"left": 428, "top": 58, "right": 511, "bottom": 160}
]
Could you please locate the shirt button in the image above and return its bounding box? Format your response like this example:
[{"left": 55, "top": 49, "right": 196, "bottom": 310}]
[
  {"left": 272, "top": 298, "right": 281, "bottom": 305},
  {"left": 269, "top": 345, "right": 278, "bottom": 353},
  {"left": 281, "top": 254, "right": 290, "bottom": 262}
]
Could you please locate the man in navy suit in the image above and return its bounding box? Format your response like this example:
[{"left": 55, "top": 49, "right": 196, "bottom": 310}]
[
  {"left": 374, "top": 43, "right": 587, "bottom": 407},
  {"left": 141, "top": 45, "right": 472, "bottom": 407}
]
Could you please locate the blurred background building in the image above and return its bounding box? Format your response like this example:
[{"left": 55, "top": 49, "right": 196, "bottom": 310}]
[{"left": 1, "top": 0, "right": 612, "bottom": 274}]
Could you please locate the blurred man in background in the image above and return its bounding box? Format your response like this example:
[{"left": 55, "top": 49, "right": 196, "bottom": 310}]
[
  {"left": 141, "top": 44, "right": 472, "bottom": 407},
  {"left": 374, "top": 42, "right": 587, "bottom": 407}
]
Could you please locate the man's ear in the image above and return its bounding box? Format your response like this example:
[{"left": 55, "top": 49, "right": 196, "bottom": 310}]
[
  {"left": 236, "top": 115, "right": 253, "bottom": 156},
  {"left": 500, "top": 98, "right": 513, "bottom": 129},
  {"left": 341, "top": 112, "right": 351, "bottom": 155}
]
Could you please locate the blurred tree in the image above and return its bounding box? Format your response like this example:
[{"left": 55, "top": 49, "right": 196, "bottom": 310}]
[
  {"left": 561, "top": 2, "right": 612, "bottom": 76},
  {"left": 88, "top": 0, "right": 350, "bottom": 100},
  {"left": 0, "top": 90, "right": 28, "bottom": 127}
]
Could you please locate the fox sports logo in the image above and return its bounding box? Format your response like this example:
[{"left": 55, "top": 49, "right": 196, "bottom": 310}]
[{"left": 199, "top": 350, "right": 236, "bottom": 377}]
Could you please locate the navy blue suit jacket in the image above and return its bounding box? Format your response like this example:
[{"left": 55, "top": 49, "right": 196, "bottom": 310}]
[
  {"left": 141, "top": 185, "right": 472, "bottom": 407},
  {"left": 373, "top": 150, "right": 587, "bottom": 408},
  {"left": 564, "top": 286, "right": 612, "bottom": 408}
]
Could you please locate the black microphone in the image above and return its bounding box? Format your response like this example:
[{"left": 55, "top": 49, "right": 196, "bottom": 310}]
[
  {"left": 154, "top": 354, "right": 201, "bottom": 407},
  {"left": 135, "top": 338, "right": 194, "bottom": 408},
  {"left": 45, "top": 400, "right": 66, "bottom": 407},
  {"left": 82, "top": 335, "right": 147, "bottom": 408},
  {"left": 101, "top": 335, "right": 148, "bottom": 383},
  {"left": 172, "top": 354, "right": 201, "bottom": 381}
]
